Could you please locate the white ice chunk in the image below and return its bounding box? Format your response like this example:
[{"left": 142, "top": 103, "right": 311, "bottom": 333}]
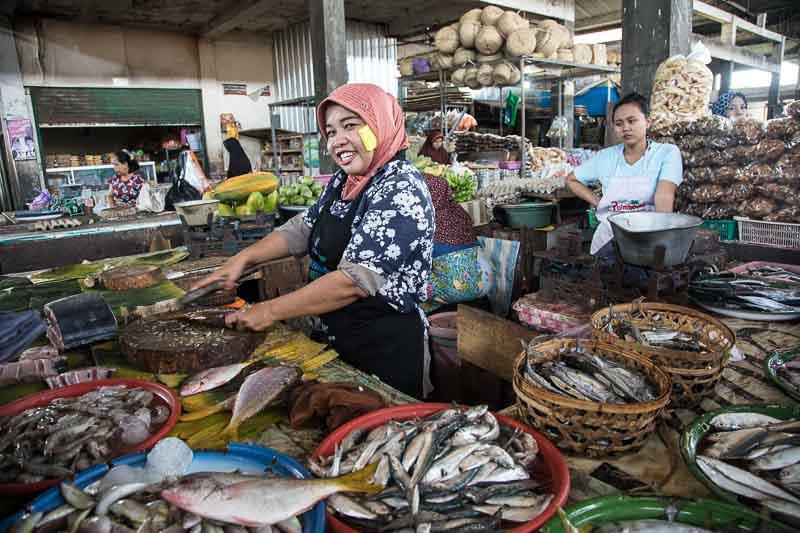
[{"left": 145, "top": 437, "right": 193, "bottom": 477}]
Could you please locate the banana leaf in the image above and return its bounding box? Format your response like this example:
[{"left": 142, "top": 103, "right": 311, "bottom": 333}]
[
  {"left": 0, "top": 280, "right": 82, "bottom": 312},
  {"left": 29, "top": 247, "right": 190, "bottom": 285},
  {"left": 90, "top": 281, "right": 185, "bottom": 319}
]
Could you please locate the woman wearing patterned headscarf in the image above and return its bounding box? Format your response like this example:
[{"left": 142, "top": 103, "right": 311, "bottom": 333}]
[
  {"left": 712, "top": 91, "right": 748, "bottom": 120},
  {"left": 194, "top": 83, "right": 435, "bottom": 398}
]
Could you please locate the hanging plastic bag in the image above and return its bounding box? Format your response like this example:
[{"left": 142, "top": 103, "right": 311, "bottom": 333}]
[
  {"left": 546, "top": 116, "right": 570, "bottom": 139},
  {"left": 503, "top": 92, "right": 520, "bottom": 128},
  {"left": 165, "top": 174, "right": 201, "bottom": 211},
  {"left": 136, "top": 182, "right": 166, "bottom": 213},
  {"left": 650, "top": 41, "right": 713, "bottom": 124},
  {"left": 178, "top": 150, "right": 211, "bottom": 195}
]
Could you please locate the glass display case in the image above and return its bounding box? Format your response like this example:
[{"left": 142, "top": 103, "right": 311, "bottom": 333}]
[{"left": 44, "top": 162, "right": 157, "bottom": 191}]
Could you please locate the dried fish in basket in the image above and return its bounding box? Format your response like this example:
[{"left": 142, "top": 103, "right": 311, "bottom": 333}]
[
  {"left": 682, "top": 405, "right": 800, "bottom": 526},
  {"left": 591, "top": 302, "right": 735, "bottom": 408},
  {"left": 513, "top": 339, "right": 670, "bottom": 457}
]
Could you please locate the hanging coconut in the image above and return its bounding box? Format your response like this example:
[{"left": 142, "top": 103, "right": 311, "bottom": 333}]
[
  {"left": 460, "top": 8, "right": 483, "bottom": 25},
  {"left": 454, "top": 47, "right": 476, "bottom": 66},
  {"left": 480, "top": 5, "right": 504, "bottom": 26},
  {"left": 539, "top": 19, "right": 560, "bottom": 29},
  {"left": 498, "top": 11, "right": 529, "bottom": 38},
  {"left": 592, "top": 43, "right": 608, "bottom": 66},
  {"left": 505, "top": 28, "right": 537, "bottom": 57},
  {"left": 557, "top": 48, "right": 574, "bottom": 62},
  {"left": 535, "top": 26, "right": 568, "bottom": 57},
  {"left": 459, "top": 21, "right": 481, "bottom": 49},
  {"left": 475, "top": 26, "right": 503, "bottom": 55},
  {"left": 492, "top": 62, "right": 515, "bottom": 86},
  {"left": 451, "top": 68, "right": 467, "bottom": 85},
  {"left": 509, "top": 64, "right": 522, "bottom": 84},
  {"left": 477, "top": 64, "right": 495, "bottom": 86},
  {"left": 399, "top": 58, "right": 414, "bottom": 77},
  {"left": 435, "top": 25, "right": 460, "bottom": 54},
  {"left": 477, "top": 53, "right": 503, "bottom": 63},
  {"left": 437, "top": 53, "right": 454, "bottom": 70},
  {"left": 464, "top": 67, "right": 480, "bottom": 89},
  {"left": 573, "top": 43, "right": 593, "bottom": 64}
]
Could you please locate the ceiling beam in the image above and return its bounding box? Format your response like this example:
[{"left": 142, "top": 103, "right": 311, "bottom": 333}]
[
  {"left": 691, "top": 33, "right": 782, "bottom": 73},
  {"left": 576, "top": 12, "right": 622, "bottom": 33},
  {"left": 201, "top": 0, "right": 272, "bottom": 38},
  {"left": 480, "top": 0, "right": 574, "bottom": 22},
  {"left": 693, "top": 0, "right": 783, "bottom": 43}
]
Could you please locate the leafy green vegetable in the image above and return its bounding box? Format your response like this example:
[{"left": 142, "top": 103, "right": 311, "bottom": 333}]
[{"left": 444, "top": 168, "right": 477, "bottom": 203}]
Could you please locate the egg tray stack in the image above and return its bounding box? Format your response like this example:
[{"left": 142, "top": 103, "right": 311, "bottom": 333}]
[
  {"left": 653, "top": 104, "right": 800, "bottom": 223},
  {"left": 512, "top": 338, "right": 671, "bottom": 458},
  {"left": 590, "top": 302, "right": 735, "bottom": 409}
]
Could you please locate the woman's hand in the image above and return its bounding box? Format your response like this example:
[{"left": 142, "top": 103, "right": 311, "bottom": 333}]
[
  {"left": 225, "top": 301, "right": 276, "bottom": 331},
  {"left": 191, "top": 255, "right": 248, "bottom": 291}
]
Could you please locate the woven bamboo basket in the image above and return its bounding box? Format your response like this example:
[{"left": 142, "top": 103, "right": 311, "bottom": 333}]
[
  {"left": 512, "top": 339, "right": 671, "bottom": 457},
  {"left": 590, "top": 302, "right": 735, "bottom": 408}
]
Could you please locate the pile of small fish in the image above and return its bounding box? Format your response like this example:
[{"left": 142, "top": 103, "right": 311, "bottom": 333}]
[
  {"left": 0, "top": 386, "right": 170, "bottom": 484},
  {"left": 310, "top": 405, "right": 554, "bottom": 532},
  {"left": 601, "top": 309, "right": 708, "bottom": 353},
  {"left": 523, "top": 344, "right": 657, "bottom": 404},
  {"left": 695, "top": 411, "right": 800, "bottom": 522},
  {"left": 691, "top": 272, "right": 800, "bottom": 314},
  {"left": 13, "top": 463, "right": 379, "bottom": 533}
]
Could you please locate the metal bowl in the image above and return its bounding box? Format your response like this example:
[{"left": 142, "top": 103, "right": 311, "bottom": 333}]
[{"left": 608, "top": 212, "right": 702, "bottom": 267}]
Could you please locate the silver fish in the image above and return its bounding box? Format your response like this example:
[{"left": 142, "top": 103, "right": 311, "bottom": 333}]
[
  {"left": 592, "top": 520, "right": 715, "bottom": 533},
  {"left": 697, "top": 455, "right": 800, "bottom": 503},
  {"left": 473, "top": 494, "right": 553, "bottom": 522},
  {"left": 328, "top": 493, "right": 379, "bottom": 519},
  {"left": 709, "top": 413, "right": 783, "bottom": 431},
  {"left": 750, "top": 446, "right": 800, "bottom": 471},
  {"left": 762, "top": 498, "right": 800, "bottom": 520}
]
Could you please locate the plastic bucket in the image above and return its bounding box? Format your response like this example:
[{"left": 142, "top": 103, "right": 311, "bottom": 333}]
[{"left": 428, "top": 312, "right": 460, "bottom": 402}]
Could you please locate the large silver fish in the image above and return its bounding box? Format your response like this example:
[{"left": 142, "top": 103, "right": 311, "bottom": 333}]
[
  {"left": 161, "top": 463, "right": 380, "bottom": 526},
  {"left": 592, "top": 520, "right": 715, "bottom": 533}
]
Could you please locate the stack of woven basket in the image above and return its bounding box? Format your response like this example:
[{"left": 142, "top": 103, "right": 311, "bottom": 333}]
[{"left": 513, "top": 302, "right": 735, "bottom": 458}]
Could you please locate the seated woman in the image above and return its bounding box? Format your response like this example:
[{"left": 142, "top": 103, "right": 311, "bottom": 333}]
[
  {"left": 712, "top": 91, "right": 748, "bottom": 121},
  {"left": 418, "top": 131, "right": 451, "bottom": 165},
  {"left": 423, "top": 173, "right": 488, "bottom": 312},
  {"left": 107, "top": 150, "right": 146, "bottom": 207},
  {"left": 566, "top": 92, "right": 683, "bottom": 260}
]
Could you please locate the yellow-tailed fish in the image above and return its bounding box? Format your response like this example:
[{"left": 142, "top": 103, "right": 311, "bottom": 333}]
[{"left": 161, "top": 462, "right": 380, "bottom": 527}]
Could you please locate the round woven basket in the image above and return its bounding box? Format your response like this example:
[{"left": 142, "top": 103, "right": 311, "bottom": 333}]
[
  {"left": 589, "top": 302, "right": 734, "bottom": 408},
  {"left": 512, "top": 339, "right": 671, "bottom": 458}
]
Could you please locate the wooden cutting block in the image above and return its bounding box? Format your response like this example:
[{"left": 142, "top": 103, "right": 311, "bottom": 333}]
[
  {"left": 101, "top": 264, "right": 164, "bottom": 291},
  {"left": 120, "top": 315, "right": 264, "bottom": 373}
]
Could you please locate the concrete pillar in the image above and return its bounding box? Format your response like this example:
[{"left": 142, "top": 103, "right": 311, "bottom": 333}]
[
  {"left": 308, "top": 0, "right": 347, "bottom": 173},
  {"left": 621, "top": 0, "right": 691, "bottom": 99},
  {"left": 198, "top": 38, "right": 225, "bottom": 178},
  {"left": 0, "top": 15, "right": 44, "bottom": 209}
]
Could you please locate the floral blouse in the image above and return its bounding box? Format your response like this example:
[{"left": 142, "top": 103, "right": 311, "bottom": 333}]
[
  {"left": 108, "top": 173, "right": 145, "bottom": 206},
  {"left": 303, "top": 160, "right": 435, "bottom": 313}
]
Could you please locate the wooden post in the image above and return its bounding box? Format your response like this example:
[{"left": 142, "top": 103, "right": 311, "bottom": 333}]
[
  {"left": 308, "top": 0, "right": 348, "bottom": 173},
  {"left": 621, "top": 0, "right": 691, "bottom": 98}
]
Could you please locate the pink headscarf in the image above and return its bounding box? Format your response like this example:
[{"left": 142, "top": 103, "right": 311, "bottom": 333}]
[{"left": 316, "top": 83, "right": 409, "bottom": 201}]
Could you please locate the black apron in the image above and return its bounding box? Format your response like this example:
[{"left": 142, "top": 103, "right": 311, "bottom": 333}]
[{"left": 307, "top": 176, "right": 425, "bottom": 398}]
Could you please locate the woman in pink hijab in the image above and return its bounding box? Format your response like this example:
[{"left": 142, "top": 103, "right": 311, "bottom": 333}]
[{"left": 195, "top": 84, "right": 435, "bottom": 398}]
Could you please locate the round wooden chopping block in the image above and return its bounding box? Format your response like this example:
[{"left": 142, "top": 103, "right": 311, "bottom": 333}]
[
  {"left": 101, "top": 265, "right": 164, "bottom": 291},
  {"left": 119, "top": 315, "right": 264, "bottom": 374}
]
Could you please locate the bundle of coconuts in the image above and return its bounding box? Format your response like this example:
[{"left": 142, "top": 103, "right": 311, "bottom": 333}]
[{"left": 430, "top": 7, "right": 578, "bottom": 88}]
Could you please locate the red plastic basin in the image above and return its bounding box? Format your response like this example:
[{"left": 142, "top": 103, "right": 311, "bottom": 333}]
[
  {"left": 312, "top": 403, "right": 570, "bottom": 533},
  {"left": 0, "top": 378, "right": 180, "bottom": 495}
]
